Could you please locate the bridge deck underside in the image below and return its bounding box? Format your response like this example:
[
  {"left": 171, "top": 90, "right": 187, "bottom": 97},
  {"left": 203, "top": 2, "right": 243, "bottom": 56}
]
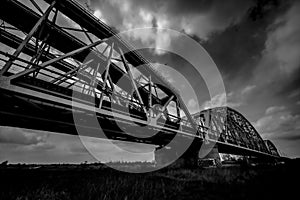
[{"left": 0, "top": 87, "right": 279, "bottom": 159}]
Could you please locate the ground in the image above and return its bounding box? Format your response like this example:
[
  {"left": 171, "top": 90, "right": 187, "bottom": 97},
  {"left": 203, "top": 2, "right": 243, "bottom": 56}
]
[{"left": 0, "top": 160, "right": 299, "bottom": 200}]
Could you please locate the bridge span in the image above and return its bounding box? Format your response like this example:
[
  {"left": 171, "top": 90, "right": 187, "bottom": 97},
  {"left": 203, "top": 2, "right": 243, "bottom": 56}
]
[{"left": 0, "top": 0, "right": 286, "bottom": 165}]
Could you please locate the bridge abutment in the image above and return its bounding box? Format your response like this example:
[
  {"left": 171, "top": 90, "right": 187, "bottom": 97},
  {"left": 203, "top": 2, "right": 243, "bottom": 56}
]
[
  {"left": 198, "top": 142, "right": 222, "bottom": 167},
  {"left": 154, "top": 139, "right": 221, "bottom": 168}
]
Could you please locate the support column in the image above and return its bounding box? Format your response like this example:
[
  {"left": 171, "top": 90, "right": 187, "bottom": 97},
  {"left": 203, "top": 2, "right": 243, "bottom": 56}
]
[
  {"left": 154, "top": 138, "right": 203, "bottom": 168},
  {"left": 198, "top": 142, "right": 222, "bottom": 167},
  {"left": 154, "top": 138, "right": 222, "bottom": 168}
]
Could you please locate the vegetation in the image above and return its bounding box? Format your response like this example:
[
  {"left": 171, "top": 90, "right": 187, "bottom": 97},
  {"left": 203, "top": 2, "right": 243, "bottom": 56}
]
[{"left": 0, "top": 160, "right": 299, "bottom": 200}]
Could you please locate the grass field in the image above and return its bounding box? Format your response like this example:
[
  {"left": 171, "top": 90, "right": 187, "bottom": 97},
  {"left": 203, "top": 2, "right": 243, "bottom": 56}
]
[{"left": 0, "top": 160, "right": 299, "bottom": 200}]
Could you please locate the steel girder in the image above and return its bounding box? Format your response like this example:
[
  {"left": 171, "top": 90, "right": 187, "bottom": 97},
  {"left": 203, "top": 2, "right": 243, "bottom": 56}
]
[
  {"left": 0, "top": 0, "right": 283, "bottom": 159},
  {"left": 194, "top": 107, "right": 271, "bottom": 154},
  {"left": 264, "top": 140, "right": 280, "bottom": 156},
  {"left": 0, "top": 0, "right": 200, "bottom": 146}
]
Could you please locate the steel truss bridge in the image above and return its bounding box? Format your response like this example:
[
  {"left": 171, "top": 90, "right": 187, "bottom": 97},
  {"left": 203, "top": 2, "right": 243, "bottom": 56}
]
[{"left": 0, "top": 0, "right": 284, "bottom": 162}]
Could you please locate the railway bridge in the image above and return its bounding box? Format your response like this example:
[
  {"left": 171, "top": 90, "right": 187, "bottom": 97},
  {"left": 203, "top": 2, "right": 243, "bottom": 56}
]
[{"left": 0, "top": 0, "right": 286, "bottom": 166}]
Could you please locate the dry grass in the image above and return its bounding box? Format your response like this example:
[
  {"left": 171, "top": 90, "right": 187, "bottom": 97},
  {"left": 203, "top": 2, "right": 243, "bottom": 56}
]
[{"left": 0, "top": 160, "right": 299, "bottom": 200}]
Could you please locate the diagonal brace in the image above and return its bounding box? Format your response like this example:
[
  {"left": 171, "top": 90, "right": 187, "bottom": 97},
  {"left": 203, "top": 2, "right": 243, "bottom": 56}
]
[
  {"left": 118, "top": 47, "right": 147, "bottom": 114},
  {"left": 9, "top": 39, "right": 107, "bottom": 80},
  {"left": 0, "top": 0, "right": 56, "bottom": 76}
]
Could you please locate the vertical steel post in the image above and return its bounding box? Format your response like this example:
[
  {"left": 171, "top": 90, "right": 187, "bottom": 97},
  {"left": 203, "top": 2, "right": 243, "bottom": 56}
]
[
  {"left": 89, "top": 63, "right": 100, "bottom": 95},
  {"left": 148, "top": 75, "right": 152, "bottom": 108},
  {"left": 99, "top": 42, "right": 114, "bottom": 108}
]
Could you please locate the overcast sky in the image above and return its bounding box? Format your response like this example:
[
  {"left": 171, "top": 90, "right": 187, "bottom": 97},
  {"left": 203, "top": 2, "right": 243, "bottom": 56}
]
[{"left": 1, "top": 0, "right": 300, "bottom": 163}]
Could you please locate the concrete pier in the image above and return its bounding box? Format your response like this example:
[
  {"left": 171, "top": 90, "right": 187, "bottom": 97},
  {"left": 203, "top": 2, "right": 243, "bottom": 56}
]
[{"left": 155, "top": 138, "right": 221, "bottom": 168}]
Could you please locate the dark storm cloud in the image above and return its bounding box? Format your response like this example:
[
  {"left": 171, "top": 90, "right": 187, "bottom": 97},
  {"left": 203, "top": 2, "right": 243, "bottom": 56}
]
[
  {"left": 86, "top": 0, "right": 253, "bottom": 40},
  {"left": 276, "top": 68, "right": 300, "bottom": 100},
  {"left": 86, "top": 0, "right": 295, "bottom": 92},
  {"left": 87, "top": 0, "right": 221, "bottom": 14},
  {"left": 119, "top": 0, "right": 250, "bottom": 17},
  {"left": 250, "top": 1, "right": 300, "bottom": 104},
  {"left": 200, "top": 0, "right": 292, "bottom": 88},
  {"left": 200, "top": 23, "right": 265, "bottom": 85}
]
